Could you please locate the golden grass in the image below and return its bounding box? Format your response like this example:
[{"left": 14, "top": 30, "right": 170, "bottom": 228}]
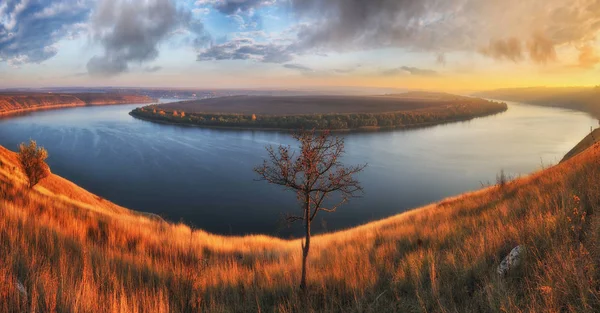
[
  {"left": 0, "top": 142, "right": 599, "bottom": 312},
  {"left": 562, "top": 128, "right": 600, "bottom": 162}
]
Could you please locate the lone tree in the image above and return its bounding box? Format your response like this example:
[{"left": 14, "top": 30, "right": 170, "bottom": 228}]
[
  {"left": 255, "top": 130, "right": 366, "bottom": 290},
  {"left": 18, "top": 140, "right": 50, "bottom": 188}
]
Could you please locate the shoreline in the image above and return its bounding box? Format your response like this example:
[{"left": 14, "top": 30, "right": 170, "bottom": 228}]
[
  {"left": 0, "top": 103, "right": 85, "bottom": 116},
  {"left": 0, "top": 101, "right": 156, "bottom": 117}
]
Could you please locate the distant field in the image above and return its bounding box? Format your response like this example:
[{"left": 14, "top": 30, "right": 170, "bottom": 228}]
[
  {"left": 133, "top": 92, "right": 507, "bottom": 131},
  {"left": 476, "top": 86, "right": 600, "bottom": 118},
  {"left": 0, "top": 92, "right": 154, "bottom": 115},
  {"left": 154, "top": 93, "right": 480, "bottom": 115}
]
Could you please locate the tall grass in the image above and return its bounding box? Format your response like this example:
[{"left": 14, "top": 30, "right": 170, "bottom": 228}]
[{"left": 0, "top": 143, "right": 599, "bottom": 312}]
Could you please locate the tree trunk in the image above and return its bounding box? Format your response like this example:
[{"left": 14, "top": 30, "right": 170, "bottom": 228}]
[{"left": 300, "top": 195, "right": 311, "bottom": 290}]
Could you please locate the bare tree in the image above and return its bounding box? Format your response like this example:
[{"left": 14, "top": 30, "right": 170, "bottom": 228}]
[
  {"left": 18, "top": 140, "right": 50, "bottom": 188},
  {"left": 254, "top": 130, "right": 366, "bottom": 290}
]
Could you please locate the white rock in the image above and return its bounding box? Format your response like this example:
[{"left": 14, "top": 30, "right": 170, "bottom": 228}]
[
  {"left": 15, "top": 279, "right": 27, "bottom": 297},
  {"left": 497, "top": 245, "right": 524, "bottom": 276}
]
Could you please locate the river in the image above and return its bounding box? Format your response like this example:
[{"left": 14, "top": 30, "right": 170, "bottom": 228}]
[{"left": 0, "top": 101, "right": 596, "bottom": 237}]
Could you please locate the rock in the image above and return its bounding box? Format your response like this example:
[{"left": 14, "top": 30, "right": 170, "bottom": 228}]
[
  {"left": 497, "top": 245, "right": 524, "bottom": 276},
  {"left": 140, "top": 211, "right": 165, "bottom": 222},
  {"left": 15, "top": 279, "right": 27, "bottom": 297}
]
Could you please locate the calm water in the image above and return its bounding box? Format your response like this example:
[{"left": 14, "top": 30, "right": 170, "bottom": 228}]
[{"left": 0, "top": 101, "right": 596, "bottom": 237}]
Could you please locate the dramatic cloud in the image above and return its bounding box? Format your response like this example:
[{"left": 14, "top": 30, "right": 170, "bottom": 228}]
[
  {"left": 290, "top": 0, "right": 600, "bottom": 64},
  {"left": 383, "top": 66, "right": 437, "bottom": 76},
  {"left": 87, "top": 0, "right": 206, "bottom": 77},
  {"left": 193, "top": 0, "right": 600, "bottom": 66},
  {"left": 198, "top": 38, "right": 294, "bottom": 63},
  {"left": 0, "top": 0, "right": 91, "bottom": 65}
]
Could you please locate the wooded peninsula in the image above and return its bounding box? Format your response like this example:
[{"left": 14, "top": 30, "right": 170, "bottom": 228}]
[{"left": 130, "top": 92, "right": 507, "bottom": 131}]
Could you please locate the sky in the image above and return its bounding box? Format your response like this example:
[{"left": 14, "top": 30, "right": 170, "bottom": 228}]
[{"left": 0, "top": 0, "right": 599, "bottom": 91}]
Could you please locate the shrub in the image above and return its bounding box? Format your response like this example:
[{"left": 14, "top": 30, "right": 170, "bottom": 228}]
[{"left": 18, "top": 140, "right": 50, "bottom": 188}]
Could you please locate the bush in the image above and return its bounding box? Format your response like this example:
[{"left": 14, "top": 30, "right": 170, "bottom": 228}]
[{"left": 18, "top": 140, "right": 50, "bottom": 188}]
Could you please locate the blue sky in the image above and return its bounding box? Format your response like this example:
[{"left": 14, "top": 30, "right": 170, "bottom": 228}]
[{"left": 1, "top": 0, "right": 599, "bottom": 90}]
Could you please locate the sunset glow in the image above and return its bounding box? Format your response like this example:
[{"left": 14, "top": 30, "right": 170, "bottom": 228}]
[{"left": 1, "top": 0, "right": 599, "bottom": 90}]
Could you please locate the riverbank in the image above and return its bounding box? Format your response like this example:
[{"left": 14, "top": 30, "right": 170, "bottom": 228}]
[
  {"left": 130, "top": 93, "right": 508, "bottom": 131},
  {"left": 562, "top": 127, "right": 600, "bottom": 162},
  {"left": 1, "top": 126, "right": 599, "bottom": 311},
  {"left": 476, "top": 86, "right": 600, "bottom": 119},
  {"left": 0, "top": 92, "right": 155, "bottom": 116}
]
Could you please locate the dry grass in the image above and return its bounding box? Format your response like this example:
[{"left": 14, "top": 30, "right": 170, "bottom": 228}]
[{"left": 1, "top": 142, "right": 599, "bottom": 312}]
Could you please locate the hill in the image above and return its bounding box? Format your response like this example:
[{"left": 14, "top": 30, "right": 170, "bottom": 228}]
[
  {"left": 1, "top": 136, "right": 599, "bottom": 311},
  {"left": 131, "top": 92, "right": 507, "bottom": 131},
  {"left": 0, "top": 93, "right": 154, "bottom": 115},
  {"left": 562, "top": 128, "right": 600, "bottom": 162},
  {"left": 475, "top": 86, "right": 600, "bottom": 118}
]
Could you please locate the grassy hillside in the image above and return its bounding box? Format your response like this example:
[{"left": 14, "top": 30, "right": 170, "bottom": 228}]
[
  {"left": 0, "top": 93, "right": 154, "bottom": 115},
  {"left": 475, "top": 86, "right": 600, "bottom": 118},
  {"left": 1, "top": 140, "right": 599, "bottom": 312},
  {"left": 562, "top": 128, "right": 600, "bottom": 162}
]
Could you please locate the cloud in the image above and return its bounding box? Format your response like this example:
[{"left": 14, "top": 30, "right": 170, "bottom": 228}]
[
  {"left": 383, "top": 66, "right": 438, "bottom": 76},
  {"left": 289, "top": 0, "right": 600, "bottom": 64},
  {"left": 87, "top": 0, "right": 207, "bottom": 77},
  {"left": 577, "top": 45, "right": 600, "bottom": 68},
  {"left": 283, "top": 63, "right": 312, "bottom": 72},
  {"left": 61, "top": 72, "right": 88, "bottom": 78},
  {"left": 527, "top": 33, "right": 556, "bottom": 64},
  {"left": 87, "top": 55, "right": 128, "bottom": 76},
  {"left": 0, "top": 0, "right": 91, "bottom": 65},
  {"left": 186, "top": 18, "right": 212, "bottom": 48},
  {"left": 333, "top": 65, "right": 360, "bottom": 74},
  {"left": 401, "top": 66, "right": 437, "bottom": 76},
  {"left": 192, "top": 7, "right": 211, "bottom": 15},
  {"left": 199, "top": 0, "right": 277, "bottom": 15},
  {"left": 480, "top": 33, "right": 558, "bottom": 64},
  {"left": 144, "top": 66, "right": 163, "bottom": 72},
  {"left": 198, "top": 38, "right": 294, "bottom": 63},
  {"left": 480, "top": 38, "right": 523, "bottom": 62}
]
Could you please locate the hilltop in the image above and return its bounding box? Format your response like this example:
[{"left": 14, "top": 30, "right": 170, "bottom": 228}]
[
  {"left": 1, "top": 133, "right": 599, "bottom": 311},
  {"left": 0, "top": 93, "right": 154, "bottom": 115},
  {"left": 562, "top": 128, "right": 600, "bottom": 162}
]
